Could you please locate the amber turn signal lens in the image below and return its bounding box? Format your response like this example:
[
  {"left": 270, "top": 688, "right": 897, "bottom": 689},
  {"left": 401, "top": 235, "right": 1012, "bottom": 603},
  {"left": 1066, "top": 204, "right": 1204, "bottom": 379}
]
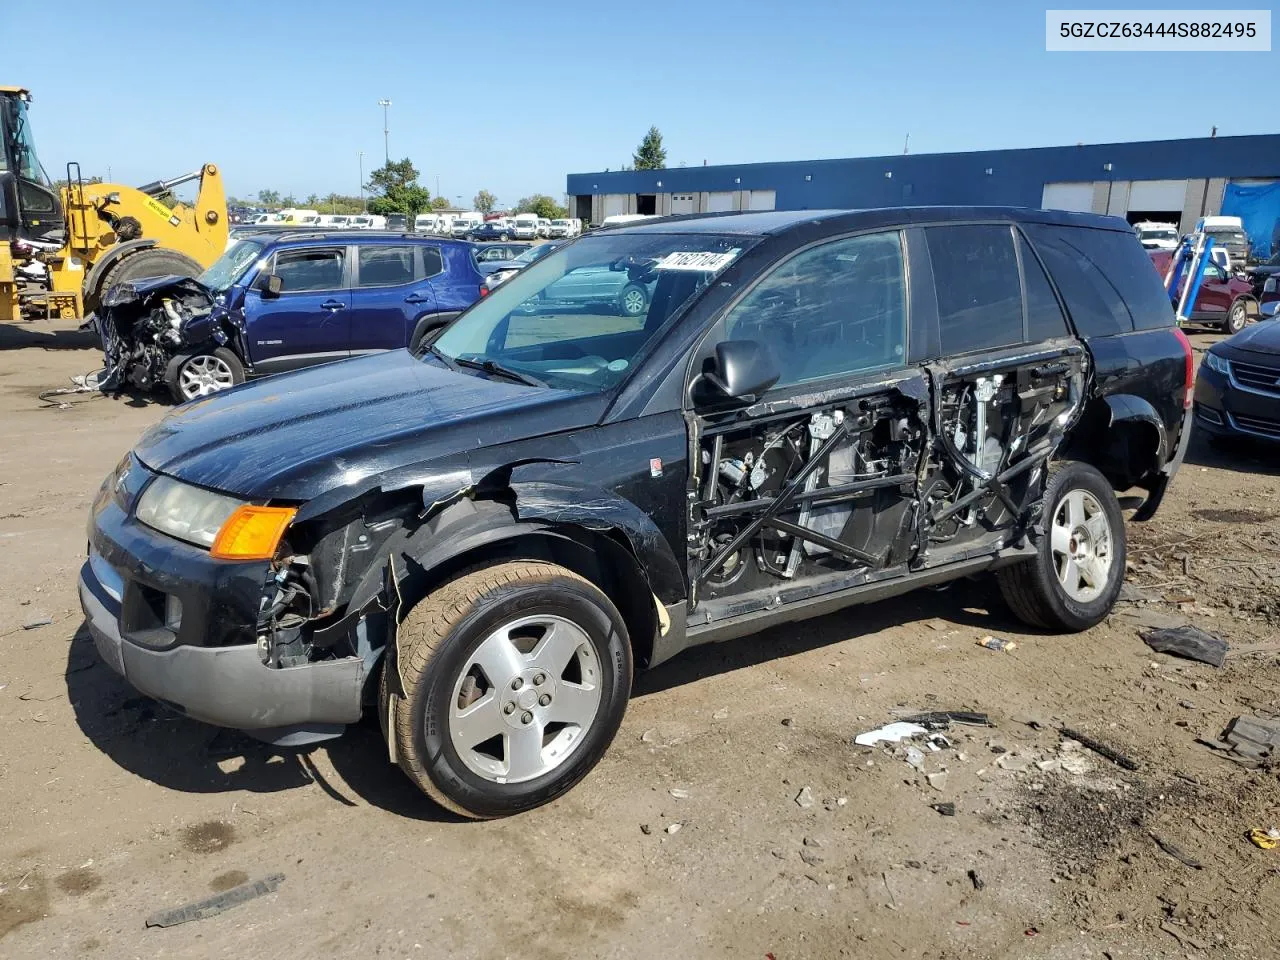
[{"left": 209, "top": 505, "right": 296, "bottom": 560}]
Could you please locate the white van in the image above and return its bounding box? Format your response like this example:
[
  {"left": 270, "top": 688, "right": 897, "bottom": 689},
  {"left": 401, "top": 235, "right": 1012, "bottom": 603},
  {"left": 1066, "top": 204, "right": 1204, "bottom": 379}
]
[
  {"left": 317, "top": 214, "right": 350, "bottom": 229},
  {"left": 434, "top": 214, "right": 455, "bottom": 236},
  {"left": 451, "top": 212, "right": 484, "bottom": 238},
  {"left": 512, "top": 213, "right": 540, "bottom": 239},
  {"left": 536, "top": 218, "right": 552, "bottom": 238},
  {"left": 273, "top": 208, "right": 321, "bottom": 225},
  {"left": 415, "top": 213, "right": 439, "bottom": 233},
  {"left": 548, "top": 218, "right": 580, "bottom": 238},
  {"left": 347, "top": 215, "right": 386, "bottom": 230}
]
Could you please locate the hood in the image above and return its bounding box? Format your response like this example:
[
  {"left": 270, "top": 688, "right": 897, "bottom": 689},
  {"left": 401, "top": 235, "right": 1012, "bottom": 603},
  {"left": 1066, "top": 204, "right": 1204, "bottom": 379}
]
[
  {"left": 133, "top": 350, "right": 605, "bottom": 501},
  {"left": 102, "top": 274, "right": 214, "bottom": 309},
  {"left": 1218, "top": 318, "right": 1280, "bottom": 358}
]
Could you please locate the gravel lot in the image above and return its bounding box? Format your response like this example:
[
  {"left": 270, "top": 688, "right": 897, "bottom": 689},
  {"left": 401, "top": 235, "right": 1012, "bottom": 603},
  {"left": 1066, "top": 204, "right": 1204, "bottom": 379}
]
[{"left": 2, "top": 321, "right": 1278, "bottom": 959}]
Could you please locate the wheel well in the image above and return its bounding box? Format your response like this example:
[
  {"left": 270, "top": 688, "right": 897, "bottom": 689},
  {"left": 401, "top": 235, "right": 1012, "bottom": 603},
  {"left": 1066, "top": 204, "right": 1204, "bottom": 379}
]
[
  {"left": 398, "top": 527, "right": 659, "bottom": 669},
  {"left": 1064, "top": 399, "right": 1163, "bottom": 489}
]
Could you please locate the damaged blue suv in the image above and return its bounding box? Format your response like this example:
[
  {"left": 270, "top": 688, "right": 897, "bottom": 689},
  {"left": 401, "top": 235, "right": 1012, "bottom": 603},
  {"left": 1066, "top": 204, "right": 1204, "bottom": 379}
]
[
  {"left": 81, "top": 208, "right": 1192, "bottom": 818},
  {"left": 98, "top": 231, "right": 486, "bottom": 401}
]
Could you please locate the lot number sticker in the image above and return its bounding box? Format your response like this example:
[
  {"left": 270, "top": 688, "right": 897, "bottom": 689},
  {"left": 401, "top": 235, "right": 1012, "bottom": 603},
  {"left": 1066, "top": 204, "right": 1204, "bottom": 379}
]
[{"left": 656, "top": 250, "right": 740, "bottom": 272}]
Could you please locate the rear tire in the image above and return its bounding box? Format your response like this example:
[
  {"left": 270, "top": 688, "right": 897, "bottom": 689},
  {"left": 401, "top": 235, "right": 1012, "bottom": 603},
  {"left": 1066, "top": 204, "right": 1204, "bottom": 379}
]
[
  {"left": 90, "top": 248, "right": 205, "bottom": 315},
  {"left": 1224, "top": 300, "right": 1248, "bottom": 335},
  {"left": 997, "top": 461, "right": 1125, "bottom": 632},
  {"left": 386, "top": 561, "right": 633, "bottom": 819},
  {"left": 617, "top": 282, "right": 648, "bottom": 317}
]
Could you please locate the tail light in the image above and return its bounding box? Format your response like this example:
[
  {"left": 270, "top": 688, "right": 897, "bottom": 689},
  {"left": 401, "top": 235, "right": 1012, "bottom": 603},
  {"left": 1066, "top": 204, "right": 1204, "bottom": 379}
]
[
  {"left": 1173, "top": 326, "right": 1194, "bottom": 409},
  {"left": 478, "top": 285, "right": 488, "bottom": 298}
]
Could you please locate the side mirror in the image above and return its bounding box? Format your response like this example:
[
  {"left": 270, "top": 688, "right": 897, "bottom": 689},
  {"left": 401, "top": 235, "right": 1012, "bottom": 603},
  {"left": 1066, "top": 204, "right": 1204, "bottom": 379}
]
[
  {"left": 694, "top": 340, "right": 780, "bottom": 409},
  {"left": 258, "top": 274, "right": 283, "bottom": 298}
]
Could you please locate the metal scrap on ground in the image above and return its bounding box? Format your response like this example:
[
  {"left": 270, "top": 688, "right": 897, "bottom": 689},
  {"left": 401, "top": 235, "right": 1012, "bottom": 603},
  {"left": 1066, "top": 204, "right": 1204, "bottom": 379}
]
[
  {"left": 1060, "top": 727, "right": 1139, "bottom": 771},
  {"left": 1140, "top": 624, "right": 1229, "bottom": 667},
  {"left": 145, "top": 873, "right": 285, "bottom": 928},
  {"left": 1200, "top": 715, "right": 1280, "bottom": 766}
]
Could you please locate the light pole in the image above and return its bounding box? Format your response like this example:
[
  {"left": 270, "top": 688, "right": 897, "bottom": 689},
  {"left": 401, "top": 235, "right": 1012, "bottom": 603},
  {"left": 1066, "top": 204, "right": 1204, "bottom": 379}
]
[
  {"left": 358, "top": 151, "right": 365, "bottom": 212},
  {"left": 378, "top": 99, "right": 392, "bottom": 165}
]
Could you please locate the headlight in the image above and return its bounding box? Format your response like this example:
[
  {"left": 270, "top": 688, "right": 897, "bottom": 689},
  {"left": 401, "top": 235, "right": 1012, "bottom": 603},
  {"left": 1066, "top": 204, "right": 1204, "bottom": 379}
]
[
  {"left": 1204, "top": 352, "right": 1231, "bottom": 376},
  {"left": 136, "top": 475, "right": 243, "bottom": 548}
]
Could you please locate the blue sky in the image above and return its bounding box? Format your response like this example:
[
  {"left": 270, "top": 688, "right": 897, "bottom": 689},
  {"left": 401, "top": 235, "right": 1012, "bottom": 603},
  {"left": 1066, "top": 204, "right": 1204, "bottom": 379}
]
[{"left": 10, "top": 0, "right": 1275, "bottom": 207}]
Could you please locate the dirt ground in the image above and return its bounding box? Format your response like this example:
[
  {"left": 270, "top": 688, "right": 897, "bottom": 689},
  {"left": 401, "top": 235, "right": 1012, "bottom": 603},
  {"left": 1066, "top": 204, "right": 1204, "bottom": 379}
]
[{"left": 2, "top": 320, "right": 1278, "bottom": 960}]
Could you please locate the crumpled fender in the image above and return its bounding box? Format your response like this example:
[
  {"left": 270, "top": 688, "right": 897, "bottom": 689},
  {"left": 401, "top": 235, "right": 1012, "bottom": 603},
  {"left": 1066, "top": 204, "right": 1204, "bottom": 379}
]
[
  {"left": 1101, "top": 393, "right": 1169, "bottom": 463},
  {"left": 507, "top": 478, "right": 685, "bottom": 604}
]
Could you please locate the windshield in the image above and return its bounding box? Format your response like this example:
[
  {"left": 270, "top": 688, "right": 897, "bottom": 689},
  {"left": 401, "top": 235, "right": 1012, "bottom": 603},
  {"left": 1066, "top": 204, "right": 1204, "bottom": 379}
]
[
  {"left": 552, "top": 220, "right": 569, "bottom": 226},
  {"left": 198, "top": 240, "right": 265, "bottom": 294},
  {"left": 2, "top": 98, "right": 49, "bottom": 183},
  {"left": 1140, "top": 228, "right": 1177, "bottom": 241},
  {"left": 432, "top": 231, "right": 755, "bottom": 393},
  {"left": 1206, "top": 228, "right": 1245, "bottom": 241}
]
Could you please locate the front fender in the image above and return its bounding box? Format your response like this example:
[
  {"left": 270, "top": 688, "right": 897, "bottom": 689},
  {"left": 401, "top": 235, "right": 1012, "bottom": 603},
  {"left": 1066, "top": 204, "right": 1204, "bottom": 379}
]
[{"left": 508, "top": 479, "right": 685, "bottom": 605}]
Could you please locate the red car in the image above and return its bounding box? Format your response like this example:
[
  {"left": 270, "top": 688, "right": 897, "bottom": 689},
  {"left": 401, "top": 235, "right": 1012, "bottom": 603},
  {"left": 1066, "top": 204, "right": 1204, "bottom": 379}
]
[{"left": 1150, "top": 251, "right": 1258, "bottom": 334}]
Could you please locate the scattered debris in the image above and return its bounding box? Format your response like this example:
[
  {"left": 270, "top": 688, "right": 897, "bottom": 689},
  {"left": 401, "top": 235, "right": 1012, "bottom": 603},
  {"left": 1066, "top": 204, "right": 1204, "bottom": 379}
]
[
  {"left": 1159, "top": 919, "right": 1209, "bottom": 951},
  {"left": 781, "top": 717, "right": 795, "bottom": 727},
  {"left": 1140, "top": 625, "right": 1228, "bottom": 667},
  {"left": 931, "top": 802, "right": 956, "bottom": 817},
  {"left": 640, "top": 728, "right": 657, "bottom": 743},
  {"left": 1200, "top": 715, "right": 1280, "bottom": 766},
  {"left": 712, "top": 707, "right": 729, "bottom": 720},
  {"left": 799, "top": 848, "right": 824, "bottom": 867},
  {"left": 21, "top": 618, "right": 53, "bottom": 630},
  {"left": 794, "top": 786, "right": 815, "bottom": 809},
  {"left": 854, "top": 722, "right": 927, "bottom": 746},
  {"left": 967, "top": 868, "right": 985, "bottom": 890},
  {"left": 640, "top": 824, "right": 652, "bottom": 835},
  {"left": 665, "top": 822, "right": 682, "bottom": 835},
  {"left": 976, "top": 635, "right": 1016, "bottom": 653},
  {"left": 1060, "top": 727, "right": 1139, "bottom": 771},
  {"left": 897, "top": 710, "right": 992, "bottom": 729},
  {"left": 145, "top": 874, "right": 284, "bottom": 928},
  {"left": 1247, "top": 828, "right": 1279, "bottom": 850},
  {"left": 926, "top": 772, "right": 948, "bottom": 791},
  {"left": 904, "top": 746, "right": 926, "bottom": 771},
  {"left": 1150, "top": 833, "right": 1203, "bottom": 870},
  {"left": 995, "top": 753, "right": 1033, "bottom": 772},
  {"left": 668, "top": 788, "right": 689, "bottom": 800}
]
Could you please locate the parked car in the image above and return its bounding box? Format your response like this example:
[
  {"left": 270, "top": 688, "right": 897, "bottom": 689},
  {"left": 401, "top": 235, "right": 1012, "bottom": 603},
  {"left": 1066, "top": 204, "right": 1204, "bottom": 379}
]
[
  {"left": 469, "top": 222, "right": 515, "bottom": 242},
  {"left": 316, "top": 215, "right": 350, "bottom": 229},
  {"left": 1133, "top": 221, "right": 1179, "bottom": 251},
  {"left": 94, "top": 232, "right": 486, "bottom": 401},
  {"left": 1195, "top": 320, "right": 1280, "bottom": 444},
  {"left": 548, "top": 219, "right": 575, "bottom": 238},
  {"left": 472, "top": 242, "right": 533, "bottom": 269},
  {"left": 1150, "top": 250, "right": 1258, "bottom": 333},
  {"left": 384, "top": 214, "right": 408, "bottom": 231},
  {"left": 1200, "top": 215, "right": 1251, "bottom": 266},
  {"left": 1246, "top": 249, "right": 1280, "bottom": 297},
  {"left": 79, "top": 207, "right": 1191, "bottom": 819},
  {"left": 348, "top": 215, "right": 386, "bottom": 230},
  {"left": 537, "top": 218, "right": 552, "bottom": 238},
  {"left": 479, "top": 241, "right": 563, "bottom": 294},
  {"left": 512, "top": 214, "right": 540, "bottom": 240},
  {"left": 452, "top": 214, "right": 484, "bottom": 238}
]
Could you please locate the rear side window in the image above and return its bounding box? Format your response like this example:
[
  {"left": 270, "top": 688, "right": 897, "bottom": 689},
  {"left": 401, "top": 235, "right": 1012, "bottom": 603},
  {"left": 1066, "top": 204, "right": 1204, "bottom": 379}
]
[
  {"left": 421, "top": 246, "right": 444, "bottom": 279},
  {"left": 1025, "top": 225, "right": 1132, "bottom": 336},
  {"left": 1018, "top": 235, "right": 1069, "bottom": 341},
  {"left": 357, "top": 245, "right": 414, "bottom": 287},
  {"left": 1063, "top": 228, "right": 1174, "bottom": 331},
  {"left": 925, "top": 225, "right": 1023, "bottom": 355},
  {"left": 273, "top": 247, "right": 345, "bottom": 292}
]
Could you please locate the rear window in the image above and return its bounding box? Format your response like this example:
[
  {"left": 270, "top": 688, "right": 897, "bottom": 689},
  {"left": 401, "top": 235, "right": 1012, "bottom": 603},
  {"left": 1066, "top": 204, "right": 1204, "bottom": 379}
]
[
  {"left": 1027, "top": 225, "right": 1173, "bottom": 334},
  {"left": 1018, "top": 235, "right": 1070, "bottom": 341},
  {"left": 925, "top": 224, "right": 1024, "bottom": 355},
  {"left": 357, "top": 245, "right": 414, "bottom": 286}
]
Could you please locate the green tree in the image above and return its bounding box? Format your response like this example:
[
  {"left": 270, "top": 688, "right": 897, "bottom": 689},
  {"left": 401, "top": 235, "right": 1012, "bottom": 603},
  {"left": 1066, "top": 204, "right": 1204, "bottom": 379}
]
[
  {"left": 257, "top": 188, "right": 281, "bottom": 207},
  {"left": 633, "top": 126, "right": 666, "bottom": 170},
  {"left": 431, "top": 195, "right": 451, "bottom": 210},
  {"left": 516, "top": 194, "right": 568, "bottom": 220},
  {"left": 473, "top": 189, "right": 496, "bottom": 214},
  {"left": 365, "top": 158, "right": 434, "bottom": 216},
  {"left": 304, "top": 193, "right": 320, "bottom": 208}
]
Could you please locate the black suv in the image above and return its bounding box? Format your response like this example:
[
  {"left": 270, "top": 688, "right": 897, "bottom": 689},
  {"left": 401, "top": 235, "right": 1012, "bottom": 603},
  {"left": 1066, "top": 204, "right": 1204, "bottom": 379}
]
[{"left": 80, "top": 208, "right": 1192, "bottom": 818}]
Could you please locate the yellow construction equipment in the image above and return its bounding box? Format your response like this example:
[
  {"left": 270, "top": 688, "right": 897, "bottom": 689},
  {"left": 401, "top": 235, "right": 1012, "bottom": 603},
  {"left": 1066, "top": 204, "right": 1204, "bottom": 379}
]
[{"left": 1, "top": 85, "right": 227, "bottom": 322}]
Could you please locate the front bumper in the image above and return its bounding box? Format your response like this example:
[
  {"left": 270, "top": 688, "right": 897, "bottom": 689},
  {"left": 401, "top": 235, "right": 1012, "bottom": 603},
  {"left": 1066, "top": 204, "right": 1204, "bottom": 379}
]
[
  {"left": 80, "top": 560, "right": 363, "bottom": 733},
  {"left": 1193, "top": 359, "right": 1280, "bottom": 442}
]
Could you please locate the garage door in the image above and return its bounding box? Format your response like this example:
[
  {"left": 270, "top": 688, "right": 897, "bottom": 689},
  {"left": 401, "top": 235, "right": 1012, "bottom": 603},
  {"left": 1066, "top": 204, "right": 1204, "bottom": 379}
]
[
  {"left": 1129, "top": 180, "right": 1187, "bottom": 211},
  {"left": 707, "top": 192, "right": 735, "bottom": 213},
  {"left": 603, "top": 194, "right": 627, "bottom": 218},
  {"left": 671, "top": 194, "right": 695, "bottom": 215},
  {"left": 748, "top": 190, "right": 776, "bottom": 211},
  {"left": 1041, "top": 182, "right": 1094, "bottom": 212}
]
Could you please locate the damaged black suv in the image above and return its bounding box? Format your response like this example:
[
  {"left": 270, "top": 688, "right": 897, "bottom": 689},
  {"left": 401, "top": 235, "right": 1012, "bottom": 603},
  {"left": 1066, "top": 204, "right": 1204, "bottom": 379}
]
[{"left": 80, "top": 208, "right": 1193, "bottom": 818}]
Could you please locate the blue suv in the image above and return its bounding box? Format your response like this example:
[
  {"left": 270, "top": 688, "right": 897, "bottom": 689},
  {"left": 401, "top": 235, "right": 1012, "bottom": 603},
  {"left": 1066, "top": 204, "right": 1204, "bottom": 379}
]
[{"left": 98, "top": 231, "right": 487, "bottom": 401}]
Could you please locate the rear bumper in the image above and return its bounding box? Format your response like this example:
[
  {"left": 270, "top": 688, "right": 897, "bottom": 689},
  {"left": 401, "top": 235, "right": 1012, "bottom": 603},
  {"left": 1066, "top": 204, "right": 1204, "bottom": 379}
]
[{"left": 80, "top": 557, "right": 364, "bottom": 736}]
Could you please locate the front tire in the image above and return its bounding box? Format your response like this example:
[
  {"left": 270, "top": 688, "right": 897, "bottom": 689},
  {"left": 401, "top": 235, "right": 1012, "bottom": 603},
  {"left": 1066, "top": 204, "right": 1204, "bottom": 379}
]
[
  {"left": 90, "top": 248, "right": 205, "bottom": 316},
  {"left": 997, "top": 461, "right": 1125, "bottom": 631},
  {"left": 169, "top": 347, "right": 244, "bottom": 402},
  {"left": 387, "top": 561, "right": 633, "bottom": 819}
]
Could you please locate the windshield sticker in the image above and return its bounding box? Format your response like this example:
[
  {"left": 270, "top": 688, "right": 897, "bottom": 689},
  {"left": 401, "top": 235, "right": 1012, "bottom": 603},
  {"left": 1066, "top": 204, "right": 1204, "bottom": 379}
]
[{"left": 655, "top": 249, "right": 741, "bottom": 272}]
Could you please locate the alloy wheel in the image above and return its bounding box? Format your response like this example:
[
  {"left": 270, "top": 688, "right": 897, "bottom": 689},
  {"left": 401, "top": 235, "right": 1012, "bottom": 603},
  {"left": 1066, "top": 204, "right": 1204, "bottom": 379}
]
[
  {"left": 179, "top": 354, "right": 235, "bottom": 399},
  {"left": 1050, "top": 489, "right": 1113, "bottom": 603},
  {"left": 447, "top": 614, "right": 601, "bottom": 784}
]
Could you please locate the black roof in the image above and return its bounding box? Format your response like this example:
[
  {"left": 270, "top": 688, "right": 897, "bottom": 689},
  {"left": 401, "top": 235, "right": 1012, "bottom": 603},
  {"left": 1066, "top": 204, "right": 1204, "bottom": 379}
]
[{"left": 607, "top": 206, "right": 1132, "bottom": 237}]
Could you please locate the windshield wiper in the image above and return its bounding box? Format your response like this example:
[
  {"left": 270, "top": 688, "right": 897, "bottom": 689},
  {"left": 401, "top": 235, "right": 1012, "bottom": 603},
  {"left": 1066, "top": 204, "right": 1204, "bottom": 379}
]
[
  {"left": 423, "top": 342, "right": 458, "bottom": 368},
  {"left": 455, "top": 354, "right": 548, "bottom": 388}
]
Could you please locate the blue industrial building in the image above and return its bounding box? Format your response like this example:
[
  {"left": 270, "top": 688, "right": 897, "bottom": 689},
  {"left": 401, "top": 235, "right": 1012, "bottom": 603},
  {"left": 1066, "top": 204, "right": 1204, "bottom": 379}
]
[{"left": 566, "top": 134, "right": 1280, "bottom": 248}]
